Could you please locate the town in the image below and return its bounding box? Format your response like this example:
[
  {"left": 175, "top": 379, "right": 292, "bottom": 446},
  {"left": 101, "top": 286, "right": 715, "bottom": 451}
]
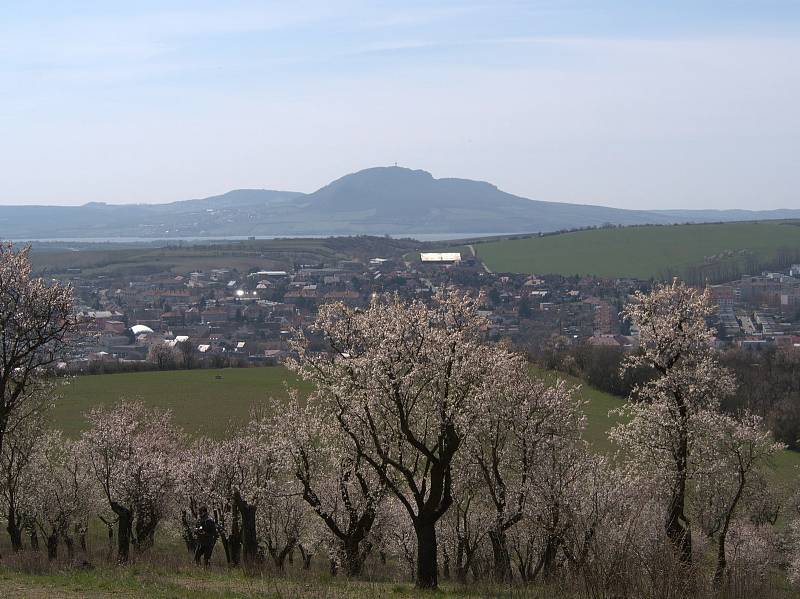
[{"left": 51, "top": 242, "right": 800, "bottom": 372}]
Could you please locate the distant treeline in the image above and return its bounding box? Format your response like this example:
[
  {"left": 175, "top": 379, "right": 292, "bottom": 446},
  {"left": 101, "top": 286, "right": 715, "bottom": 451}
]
[
  {"left": 59, "top": 354, "right": 255, "bottom": 376},
  {"left": 673, "top": 247, "right": 800, "bottom": 286},
  {"left": 532, "top": 344, "right": 800, "bottom": 450}
]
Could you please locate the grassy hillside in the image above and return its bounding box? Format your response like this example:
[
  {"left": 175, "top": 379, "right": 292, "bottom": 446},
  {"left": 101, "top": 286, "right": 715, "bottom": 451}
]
[
  {"left": 53, "top": 367, "right": 311, "bottom": 438},
  {"left": 475, "top": 221, "right": 800, "bottom": 278},
  {"left": 52, "top": 366, "right": 800, "bottom": 484}
]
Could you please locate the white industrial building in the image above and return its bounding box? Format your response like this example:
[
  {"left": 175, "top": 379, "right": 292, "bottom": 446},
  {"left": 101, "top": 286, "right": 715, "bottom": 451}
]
[{"left": 420, "top": 252, "right": 462, "bottom": 264}]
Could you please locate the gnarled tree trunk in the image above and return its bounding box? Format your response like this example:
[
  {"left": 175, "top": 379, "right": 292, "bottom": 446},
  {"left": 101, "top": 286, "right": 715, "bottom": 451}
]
[
  {"left": 666, "top": 399, "right": 692, "bottom": 564},
  {"left": 233, "top": 490, "right": 258, "bottom": 567},
  {"left": 489, "top": 527, "right": 513, "bottom": 582},
  {"left": 180, "top": 509, "right": 199, "bottom": 554},
  {"left": 6, "top": 504, "right": 23, "bottom": 551},
  {"left": 46, "top": 533, "right": 58, "bottom": 560},
  {"left": 414, "top": 519, "right": 438, "bottom": 590},
  {"left": 111, "top": 502, "right": 132, "bottom": 564}
]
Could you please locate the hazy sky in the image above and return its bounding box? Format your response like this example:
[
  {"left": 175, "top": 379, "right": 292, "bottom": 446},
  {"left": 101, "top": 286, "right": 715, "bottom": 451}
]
[{"left": 2, "top": 1, "right": 799, "bottom": 210}]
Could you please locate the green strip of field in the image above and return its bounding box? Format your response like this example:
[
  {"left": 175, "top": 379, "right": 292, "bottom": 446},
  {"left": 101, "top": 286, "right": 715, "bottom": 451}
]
[
  {"left": 52, "top": 365, "right": 800, "bottom": 483},
  {"left": 476, "top": 221, "right": 800, "bottom": 278},
  {"left": 53, "top": 367, "right": 311, "bottom": 438}
]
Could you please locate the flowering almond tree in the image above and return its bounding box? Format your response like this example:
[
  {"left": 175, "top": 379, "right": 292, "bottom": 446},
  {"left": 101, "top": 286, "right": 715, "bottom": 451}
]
[
  {"left": 82, "top": 401, "right": 184, "bottom": 563},
  {"left": 0, "top": 410, "right": 42, "bottom": 551},
  {"left": 274, "top": 395, "right": 387, "bottom": 576},
  {"left": 231, "top": 410, "right": 285, "bottom": 567},
  {"left": 177, "top": 438, "right": 250, "bottom": 564},
  {"left": 289, "top": 291, "right": 517, "bottom": 589},
  {"left": 259, "top": 493, "right": 307, "bottom": 570},
  {"left": 179, "top": 417, "right": 283, "bottom": 568},
  {"left": 611, "top": 280, "right": 736, "bottom": 563},
  {"left": 472, "top": 371, "right": 585, "bottom": 581},
  {"left": 177, "top": 439, "right": 219, "bottom": 557},
  {"left": 438, "top": 456, "right": 492, "bottom": 583},
  {"left": 690, "top": 411, "right": 783, "bottom": 584},
  {"left": 26, "top": 431, "right": 95, "bottom": 560},
  {"left": 522, "top": 433, "right": 594, "bottom": 580},
  {"left": 0, "top": 243, "right": 73, "bottom": 456}
]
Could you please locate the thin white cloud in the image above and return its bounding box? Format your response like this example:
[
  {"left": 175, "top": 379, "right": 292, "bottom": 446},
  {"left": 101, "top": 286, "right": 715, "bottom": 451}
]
[{"left": 0, "top": 3, "right": 339, "bottom": 69}]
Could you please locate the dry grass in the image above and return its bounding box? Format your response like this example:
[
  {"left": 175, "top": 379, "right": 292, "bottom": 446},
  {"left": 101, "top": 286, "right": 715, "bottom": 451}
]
[{"left": 0, "top": 546, "right": 795, "bottom": 599}]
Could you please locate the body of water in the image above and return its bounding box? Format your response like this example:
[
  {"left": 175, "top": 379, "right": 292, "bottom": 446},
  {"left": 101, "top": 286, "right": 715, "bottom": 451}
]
[{"left": 13, "top": 232, "right": 528, "bottom": 244}]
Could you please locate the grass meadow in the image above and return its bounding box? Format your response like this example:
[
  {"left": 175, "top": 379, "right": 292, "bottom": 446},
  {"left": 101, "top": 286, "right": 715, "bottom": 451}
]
[
  {"left": 52, "top": 367, "right": 312, "bottom": 438},
  {"left": 473, "top": 221, "right": 800, "bottom": 278},
  {"left": 0, "top": 555, "right": 582, "bottom": 598},
  {"left": 0, "top": 365, "right": 795, "bottom": 596},
  {"left": 51, "top": 366, "right": 800, "bottom": 484}
]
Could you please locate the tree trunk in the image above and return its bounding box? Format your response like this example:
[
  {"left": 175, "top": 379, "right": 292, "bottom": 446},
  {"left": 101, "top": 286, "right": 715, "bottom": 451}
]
[
  {"left": 455, "top": 538, "right": 468, "bottom": 583},
  {"left": 268, "top": 539, "right": 296, "bottom": 571},
  {"left": 489, "top": 528, "right": 513, "bottom": 582},
  {"left": 298, "top": 543, "right": 313, "bottom": 570},
  {"left": 111, "top": 502, "right": 132, "bottom": 564},
  {"left": 341, "top": 538, "right": 368, "bottom": 577},
  {"left": 714, "top": 530, "right": 727, "bottom": 586},
  {"left": 229, "top": 508, "right": 242, "bottom": 567},
  {"left": 102, "top": 518, "right": 115, "bottom": 560},
  {"left": 63, "top": 534, "right": 75, "bottom": 560},
  {"left": 471, "top": 560, "right": 483, "bottom": 582},
  {"left": 6, "top": 505, "right": 23, "bottom": 551},
  {"left": 233, "top": 490, "right": 258, "bottom": 567},
  {"left": 180, "top": 510, "right": 199, "bottom": 554},
  {"left": 714, "top": 471, "right": 746, "bottom": 586},
  {"left": 133, "top": 512, "right": 158, "bottom": 553},
  {"left": 414, "top": 520, "right": 439, "bottom": 589},
  {"left": 667, "top": 399, "right": 692, "bottom": 564},
  {"left": 540, "top": 534, "right": 560, "bottom": 579},
  {"left": 78, "top": 526, "right": 87, "bottom": 553},
  {"left": 46, "top": 533, "right": 58, "bottom": 560},
  {"left": 441, "top": 543, "right": 451, "bottom": 580},
  {"left": 219, "top": 534, "right": 230, "bottom": 564},
  {"left": 29, "top": 527, "right": 39, "bottom": 551},
  {"left": 665, "top": 489, "right": 691, "bottom": 564}
]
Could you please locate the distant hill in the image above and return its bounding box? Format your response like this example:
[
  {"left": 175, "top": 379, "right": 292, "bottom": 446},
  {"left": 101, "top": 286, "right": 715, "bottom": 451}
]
[
  {"left": 475, "top": 221, "right": 800, "bottom": 281},
  {"left": 299, "top": 167, "right": 681, "bottom": 233},
  {"left": 2, "top": 166, "right": 800, "bottom": 239}
]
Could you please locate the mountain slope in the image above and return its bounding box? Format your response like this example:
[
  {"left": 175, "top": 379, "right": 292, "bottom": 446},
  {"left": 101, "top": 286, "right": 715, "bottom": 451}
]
[
  {"left": 301, "top": 167, "right": 676, "bottom": 232},
  {"left": 1, "top": 167, "right": 799, "bottom": 239}
]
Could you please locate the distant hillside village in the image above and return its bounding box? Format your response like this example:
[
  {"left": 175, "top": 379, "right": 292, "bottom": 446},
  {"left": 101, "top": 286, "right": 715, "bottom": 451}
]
[{"left": 53, "top": 250, "right": 800, "bottom": 373}]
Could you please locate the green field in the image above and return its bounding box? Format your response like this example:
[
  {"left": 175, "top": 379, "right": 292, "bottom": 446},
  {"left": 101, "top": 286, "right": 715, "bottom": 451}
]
[
  {"left": 54, "top": 367, "right": 620, "bottom": 443},
  {"left": 54, "top": 367, "right": 311, "bottom": 438},
  {"left": 474, "top": 221, "right": 800, "bottom": 278},
  {"left": 52, "top": 366, "right": 800, "bottom": 484},
  {"left": 29, "top": 236, "right": 421, "bottom": 278}
]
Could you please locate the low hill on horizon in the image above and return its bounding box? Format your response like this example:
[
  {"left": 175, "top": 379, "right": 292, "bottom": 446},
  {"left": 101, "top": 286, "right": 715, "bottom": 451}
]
[{"left": 2, "top": 166, "right": 799, "bottom": 239}]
